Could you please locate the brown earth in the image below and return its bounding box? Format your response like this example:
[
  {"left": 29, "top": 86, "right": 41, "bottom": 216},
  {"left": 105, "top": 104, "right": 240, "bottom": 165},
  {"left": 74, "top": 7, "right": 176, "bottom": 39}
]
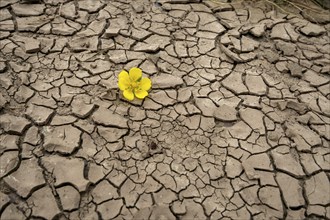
[{"left": 0, "top": 0, "right": 329, "bottom": 219}]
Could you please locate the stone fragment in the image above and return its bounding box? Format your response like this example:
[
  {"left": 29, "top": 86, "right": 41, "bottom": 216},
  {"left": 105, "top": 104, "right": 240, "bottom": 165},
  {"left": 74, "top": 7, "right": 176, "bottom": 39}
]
[
  {"left": 250, "top": 23, "right": 266, "bottom": 37},
  {"left": 12, "top": 3, "right": 45, "bottom": 16},
  {"left": 134, "top": 206, "right": 176, "bottom": 220},
  {"left": 0, "top": 20, "right": 14, "bottom": 31},
  {"left": 287, "top": 62, "right": 303, "bottom": 77},
  {"left": 302, "top": 49, "right": 323, "bottom": 60},
  {"left": 27, "top": 187, "right": 60, "bottom": 219},
  {"left": 287, "top": 209, "right": 305, "bottom": 220},
  {"left": 0, "top": 9, "right": 12, "bottom": 21},
  {"left": 24, "top": 126, "right": 40, "bottom": 146},
  {"left": 175, "top": 41, "right": 188, "bottom": 57},
  {"left": 172, "top": 201, "right": 187, "bottom": 215},
  {"left": 154, "top": 188, "right": 177, "bottom": 204},
  {"left": 150, "top": 90, "right": 176, "bottom": 106},
  {"left": 0, "top": 61, "right": 7, "bottom": 73},
  {"left": 305, "top": 172, "right": 330, "bottom": 205},
  {"left": 78, "top": 0, "right": 105, "bottom": 13},
  {"left": 258, "top": 186, "right": 283, "bottom": 211},
  {"left": 225, "top": 156, "right": 243, "bottom": 178},
  {"left": 183, "top": 115, "right": 200, "bottom": 130},
  {"left": 51, "top": 115, "right": 77, "bottom": 126},
  {"left": 220, "top": 44, "right": 257, "bottom": 63},
  {"left": 276, "top": 172, "right": 305, "bottom": 208},
  {"left": 41, "top": 155, "right": 89, "bottom": 191},
  {"left": 52, "top": 18, "right": 81, "bottom": 35},
  {"left": 263, "top": 49, "right": 279, "bottom": 63},
  {"left": 181, "top": 200, "right": 207, "bottom": 220},
  {"left": 24, "top": 38, "right": 40, "bottom": 53},
  {"left": 275, "top": 40, "right": 296, "bottom": 56},
  {"left": 98, "top": 126, "right": 128, "bottom": 143},
  {"left": 222, "top": 71, "right": 248, "bottom": 94},
  {"left": 97, "top": 199, "right": 124, "bottom": 219},
  {"left": 92, "top": 107, "right": 128, "bottom": 128},
  {"left": 239, "top": 107, "right": 265, "bottom": 135},
  {"left": 183, "top": 158, "right": 198, "bottom": 171},
  {"left": 228, "top": 121, "right": 252, "bottom": 140},
  {"left": 92, "top": 180, "right": 118, "bottom": 204},
  {"left": 104, "top": 28, "right": 120, "bottom": 38},
  {"left": 42, "top": 125, "right": 82, "bottom": 154},
  {"left": 150, "top": 206, "right": 176, "bottom": 220},
  {"left": 1, "top": 204, "right": 25, "bottom": 220},
  {"left": 134, "top": 42, "right": 160, "bottom": 52},
  {"left": 200, "top": 116, "right": 215, "bottom": 132},
  {"left": 303, "top": 70, "right": 329, "bottom": 87},
  {"left": 60, "top": 1, "right": 77, "bottom": 19},
  {"left": 143, "top": 98, "right": 162, "bottom": 110},
  {"left": 241, "top": 36, "right": 259, "bottom": 52},
  {"left": 240, "top": 186, "right": 260, "bottom": 206},
  {"left": 132, "top": 3, "right": 144, "bottom": 13},
  {"left": 300, "top": 23, "right": 326, "bottom": 36},
  {"left": 285, "top": 122, "right": 322, "bottom": 150},
  {"left": 0, "top": 151, "right": 19, "bottom": 178},
  {"left": 0, "top": 114, "right": 31, "bottom": 135},
  {"left": 216, "top": 11, "right": 240, "bottom": 29},
  {"left": 271, "top": 146, "right": 305, "bottom": 177},
  {"left": 242, "top": 153, "right": 273, "bottom": 180},
  {"left": 57, "top": 185, "right": 80, "bottom": 211},
  {"left": 152, "top": 74, "right": 184, "bottom": 89},
  {"left": 0, "top": 0, "right": 17, "bottom": 9},
  {"left": 87, "top": 162, "right": 107, "bottom": 184},
  {"left": 0, "top": 94, "right": 6, "bottom": 110},
  {"left": 4, "top": 158, "right": 45, "bottom": 198},
  {"left": 81, "top": 60, "right": 111, "bottom": 75},
  {"left": 13, "top": 86, "right": 34, "bottom": 103},
  {"left": 120, "top": 178, "right": 139, "bottom": 206},
  {"left": 131, "top": 28, "right": 151, "bottom": 41},
  {"left": 307, "top": 205, "right": 327, "bottom": 217},
  {"left": 16, "top": 16, "right": 49, "bottom": 32},
  {"left": 71, "top": 98, "right": 95, "bottom": 118},
  {"left": 78, "top": 20, "right": 106, "bottom": 37},
  {"left": 0, "top": 134, "right": 19, "bottom": 154},
  {"left": 245, "top": 74, "right": 267, "bottom": 95},
  {"left": 300, "top": 152, "right": 321, "bottom": 175},
  {"left": 30, "top": 80, "right": 53, "bottom": 92},
  {"left": 195, "top": 98, "right": 217, "bottom": 117},
  {"left": 248, "top": 7, "right": 265, "bottom": 23},
  {"left": 271, "top": 23, "right": 299, "bottom": 42},
  {"left": 68, "top": 36, "right": 98, "bottom": 52},
  {"left": 311, "top": 124, "right": 330, "bottom": 140},
  {"left": 25, "top": 104, "right": 54, "bottom": 125}
]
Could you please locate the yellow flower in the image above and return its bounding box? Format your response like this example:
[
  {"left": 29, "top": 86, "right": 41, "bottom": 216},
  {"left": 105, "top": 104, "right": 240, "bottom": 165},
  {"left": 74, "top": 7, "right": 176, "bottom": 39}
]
[{"left": 118, "top": 67, "right": 152, "bottom": 101}]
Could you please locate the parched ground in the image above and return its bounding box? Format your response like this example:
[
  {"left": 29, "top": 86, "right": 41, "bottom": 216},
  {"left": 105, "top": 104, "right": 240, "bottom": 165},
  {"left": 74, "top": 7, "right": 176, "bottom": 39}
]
[{"left": 0, "top": 0, "right": 329, "bottom": 219}]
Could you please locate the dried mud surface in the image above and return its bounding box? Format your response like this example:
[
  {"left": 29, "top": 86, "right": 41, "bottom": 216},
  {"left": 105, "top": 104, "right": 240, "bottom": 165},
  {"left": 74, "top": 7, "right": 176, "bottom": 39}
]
[{"left": 0, "top": 0, "right": 329, "bottom": 219}]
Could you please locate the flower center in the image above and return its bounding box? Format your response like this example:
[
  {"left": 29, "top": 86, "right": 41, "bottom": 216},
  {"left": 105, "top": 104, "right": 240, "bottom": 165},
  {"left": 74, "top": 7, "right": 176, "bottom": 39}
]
[{"left": 130, "top": 81, "right": 139, "bottom": 90}]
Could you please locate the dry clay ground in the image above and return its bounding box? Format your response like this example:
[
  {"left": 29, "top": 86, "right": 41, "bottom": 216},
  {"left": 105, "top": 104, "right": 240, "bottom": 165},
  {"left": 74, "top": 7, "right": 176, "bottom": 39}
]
[{"left": 0, "top": 0, "right": 329, "bottom": 219}]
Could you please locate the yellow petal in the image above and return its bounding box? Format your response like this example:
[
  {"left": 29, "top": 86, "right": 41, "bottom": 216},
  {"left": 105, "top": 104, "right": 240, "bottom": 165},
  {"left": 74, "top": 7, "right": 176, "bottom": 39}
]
[
  {"left": 118, "top": 70, "right": 130, "bottom": 91},
  {"left": 129, "top": 67, "right": 142, "bottom": 82},
  {"left": 139, "top": 77, "right": 151, "bottom": 91},
  {"left": 118, "top": 81, "right": 129, "bottom": 91},
  {"left": 119, "top": 70, "right": 129, "bottom": 79},
  {"left": 135, "top": 90, "right": 148, "bottom": 99},
  {"left": 123, "top": 89, "right": 134, "bottom": 101}
]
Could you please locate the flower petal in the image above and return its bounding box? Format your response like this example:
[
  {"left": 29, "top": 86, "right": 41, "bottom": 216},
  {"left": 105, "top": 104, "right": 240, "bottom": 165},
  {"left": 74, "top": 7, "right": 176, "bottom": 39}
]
[
  {"left": 139, "top": 77, "right": 152, "bottom": 91},
  {"left": 118, "top": 70, "right": 130, "bottom": 91},
  {"left": 129, "top": 67, "right": 142, "bottom": 82},
  {"left": 123, "top": 89, "right": 134, "bottom": 101},
  {"left": 118, "top": 80, "right": 130, "bottom": 91},
  {"left": 135, "top": 90, "right": 148, "bottom": 99},
  {"left": 119, "top": 70, "right": 129, "bottom": 79}
]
